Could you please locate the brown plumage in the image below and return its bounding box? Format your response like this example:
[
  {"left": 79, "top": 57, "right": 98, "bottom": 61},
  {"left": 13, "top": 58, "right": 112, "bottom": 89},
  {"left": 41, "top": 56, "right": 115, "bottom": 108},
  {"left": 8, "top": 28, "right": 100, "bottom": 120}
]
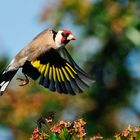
[
  {"left": 11, "top": 29, "right": 54, "bottom": 68},
  {"left": 0, "top": 28, "right": 94, "bottom": 95}
]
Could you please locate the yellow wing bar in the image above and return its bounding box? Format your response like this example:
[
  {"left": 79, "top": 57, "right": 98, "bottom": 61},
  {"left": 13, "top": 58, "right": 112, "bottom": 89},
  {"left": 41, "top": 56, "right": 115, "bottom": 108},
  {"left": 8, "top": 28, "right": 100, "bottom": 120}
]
[{"left": 31, "top": 60, "right": 77, "bottom": 83}]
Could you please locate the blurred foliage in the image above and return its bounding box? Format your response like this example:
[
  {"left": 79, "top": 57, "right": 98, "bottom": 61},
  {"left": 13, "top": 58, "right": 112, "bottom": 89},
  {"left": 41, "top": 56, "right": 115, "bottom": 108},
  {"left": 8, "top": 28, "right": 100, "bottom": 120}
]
[{"left": 0, "top": 0, "right": 140, "bottom": 139}]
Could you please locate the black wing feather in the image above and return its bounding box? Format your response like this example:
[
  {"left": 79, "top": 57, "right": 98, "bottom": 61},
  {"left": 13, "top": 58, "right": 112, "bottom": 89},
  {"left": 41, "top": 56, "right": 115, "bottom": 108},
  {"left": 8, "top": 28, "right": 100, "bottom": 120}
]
[
  {"left": 22, "top": 61, "right": 40, "bottom": 80},
  {"left": 59, "top": 47, "right": 94, "bottom": 83}
]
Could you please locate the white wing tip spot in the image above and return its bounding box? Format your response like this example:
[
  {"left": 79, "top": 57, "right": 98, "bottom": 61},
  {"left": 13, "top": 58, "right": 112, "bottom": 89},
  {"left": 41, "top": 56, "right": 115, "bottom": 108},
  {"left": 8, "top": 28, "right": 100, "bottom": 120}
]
[{"left": 0, "top": 81, "right": 9, "bottom": 92}]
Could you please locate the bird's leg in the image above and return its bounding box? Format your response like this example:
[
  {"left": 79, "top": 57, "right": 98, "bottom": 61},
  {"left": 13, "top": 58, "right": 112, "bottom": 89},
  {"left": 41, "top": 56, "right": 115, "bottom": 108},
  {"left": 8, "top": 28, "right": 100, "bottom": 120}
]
[{"left": 16, "top": 74, "right": 29, "bottom": 86}]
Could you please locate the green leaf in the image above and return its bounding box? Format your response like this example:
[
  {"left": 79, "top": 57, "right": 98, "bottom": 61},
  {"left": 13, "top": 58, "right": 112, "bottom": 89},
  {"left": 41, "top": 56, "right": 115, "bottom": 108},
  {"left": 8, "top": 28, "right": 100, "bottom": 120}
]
[
  {"left": 49, "top": 133, "right": 58, "bottom": 140},
  {"left": 59, "top": 128, "right": 69, "bottom": 139}
]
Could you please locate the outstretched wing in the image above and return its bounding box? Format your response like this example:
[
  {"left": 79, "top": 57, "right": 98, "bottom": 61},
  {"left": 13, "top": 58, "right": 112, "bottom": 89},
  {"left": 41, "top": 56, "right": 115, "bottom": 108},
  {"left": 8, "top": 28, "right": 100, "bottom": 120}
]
[{"left": 22, "top": 48, "right": 93, "bottom": 95}]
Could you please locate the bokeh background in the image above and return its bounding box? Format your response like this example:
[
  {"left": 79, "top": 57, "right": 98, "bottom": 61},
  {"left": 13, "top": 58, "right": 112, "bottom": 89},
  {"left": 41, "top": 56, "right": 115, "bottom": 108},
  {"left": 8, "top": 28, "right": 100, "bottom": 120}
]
[{"left": 0, "top": 0, "right": 140, "bottom": 139}]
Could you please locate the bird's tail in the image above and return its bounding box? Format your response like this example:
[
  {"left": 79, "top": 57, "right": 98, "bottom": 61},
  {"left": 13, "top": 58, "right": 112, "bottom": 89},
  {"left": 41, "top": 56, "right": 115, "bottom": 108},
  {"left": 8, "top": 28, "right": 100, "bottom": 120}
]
[{"left": 0, "top": 69, "right": 17, "bottom": 95}]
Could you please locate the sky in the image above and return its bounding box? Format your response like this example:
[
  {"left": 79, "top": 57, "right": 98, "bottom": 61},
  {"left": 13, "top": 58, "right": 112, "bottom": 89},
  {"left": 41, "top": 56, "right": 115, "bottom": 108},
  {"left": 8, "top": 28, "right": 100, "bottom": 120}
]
[{"left": 0, "top": 0, "right": 49, "bottom": 58}]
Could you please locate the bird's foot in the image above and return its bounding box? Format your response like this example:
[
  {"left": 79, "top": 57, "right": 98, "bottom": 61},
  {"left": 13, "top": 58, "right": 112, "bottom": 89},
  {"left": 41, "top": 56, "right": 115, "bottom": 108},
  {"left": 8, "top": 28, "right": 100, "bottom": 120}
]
[{"left": 16, "top": 75, "right": 29, "bottom": 86}]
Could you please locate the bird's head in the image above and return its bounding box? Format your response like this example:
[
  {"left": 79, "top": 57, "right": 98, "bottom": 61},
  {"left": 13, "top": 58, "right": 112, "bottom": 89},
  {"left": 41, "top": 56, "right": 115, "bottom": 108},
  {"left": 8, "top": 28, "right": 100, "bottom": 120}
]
[{"left": 53, "top": 29, "right": 75, "bottom": 48}]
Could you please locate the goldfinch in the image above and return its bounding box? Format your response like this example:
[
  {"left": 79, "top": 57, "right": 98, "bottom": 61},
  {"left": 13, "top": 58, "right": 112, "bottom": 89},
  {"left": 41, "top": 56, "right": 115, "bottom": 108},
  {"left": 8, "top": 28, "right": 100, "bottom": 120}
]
[{"left": 0, "top": 28, "right": 93, "bottom": 95}]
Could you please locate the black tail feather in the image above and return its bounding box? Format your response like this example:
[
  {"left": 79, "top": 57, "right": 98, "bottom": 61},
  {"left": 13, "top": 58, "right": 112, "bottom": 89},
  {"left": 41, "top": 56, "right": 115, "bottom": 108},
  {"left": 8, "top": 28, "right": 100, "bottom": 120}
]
[{"left": 0, "top": 70, "right": 17, "bottom": 95}]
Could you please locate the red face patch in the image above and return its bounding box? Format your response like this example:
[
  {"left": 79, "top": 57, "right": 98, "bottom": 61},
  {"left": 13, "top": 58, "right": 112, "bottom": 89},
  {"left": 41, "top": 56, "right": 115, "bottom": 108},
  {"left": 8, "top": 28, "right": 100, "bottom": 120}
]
[
  {"left": 61, "top": 37, "right": 66, "bottom": 43},
  {"left": 63, "top": 30, "right": 72, "bottom": 35}
]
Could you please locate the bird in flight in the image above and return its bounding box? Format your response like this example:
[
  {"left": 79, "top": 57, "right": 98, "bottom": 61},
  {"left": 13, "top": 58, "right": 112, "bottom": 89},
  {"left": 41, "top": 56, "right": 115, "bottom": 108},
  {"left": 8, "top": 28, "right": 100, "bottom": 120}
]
[{"left": 0, "top": 29, "right": 93, "bottom": 95}]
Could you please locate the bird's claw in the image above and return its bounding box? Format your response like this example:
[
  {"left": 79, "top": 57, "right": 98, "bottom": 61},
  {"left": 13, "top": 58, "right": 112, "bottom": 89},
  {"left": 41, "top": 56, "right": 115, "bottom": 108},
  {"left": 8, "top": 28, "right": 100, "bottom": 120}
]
[{"left": 16, "top": 76, "right": 29, "bottom": 86}]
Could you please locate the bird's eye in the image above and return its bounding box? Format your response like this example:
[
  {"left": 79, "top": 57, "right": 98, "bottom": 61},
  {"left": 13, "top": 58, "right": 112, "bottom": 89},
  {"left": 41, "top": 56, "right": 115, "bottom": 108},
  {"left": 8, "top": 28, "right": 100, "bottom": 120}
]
[{"left": 62, "top": 32, "right": 68, "bottom": 37}]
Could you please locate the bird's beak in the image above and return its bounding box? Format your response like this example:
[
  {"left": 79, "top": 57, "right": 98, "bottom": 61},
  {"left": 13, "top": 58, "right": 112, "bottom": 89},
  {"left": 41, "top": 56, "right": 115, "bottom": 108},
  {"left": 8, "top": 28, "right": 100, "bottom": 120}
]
[{"left": 67, "top": 34, "right": 76, "bottom": 40}]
